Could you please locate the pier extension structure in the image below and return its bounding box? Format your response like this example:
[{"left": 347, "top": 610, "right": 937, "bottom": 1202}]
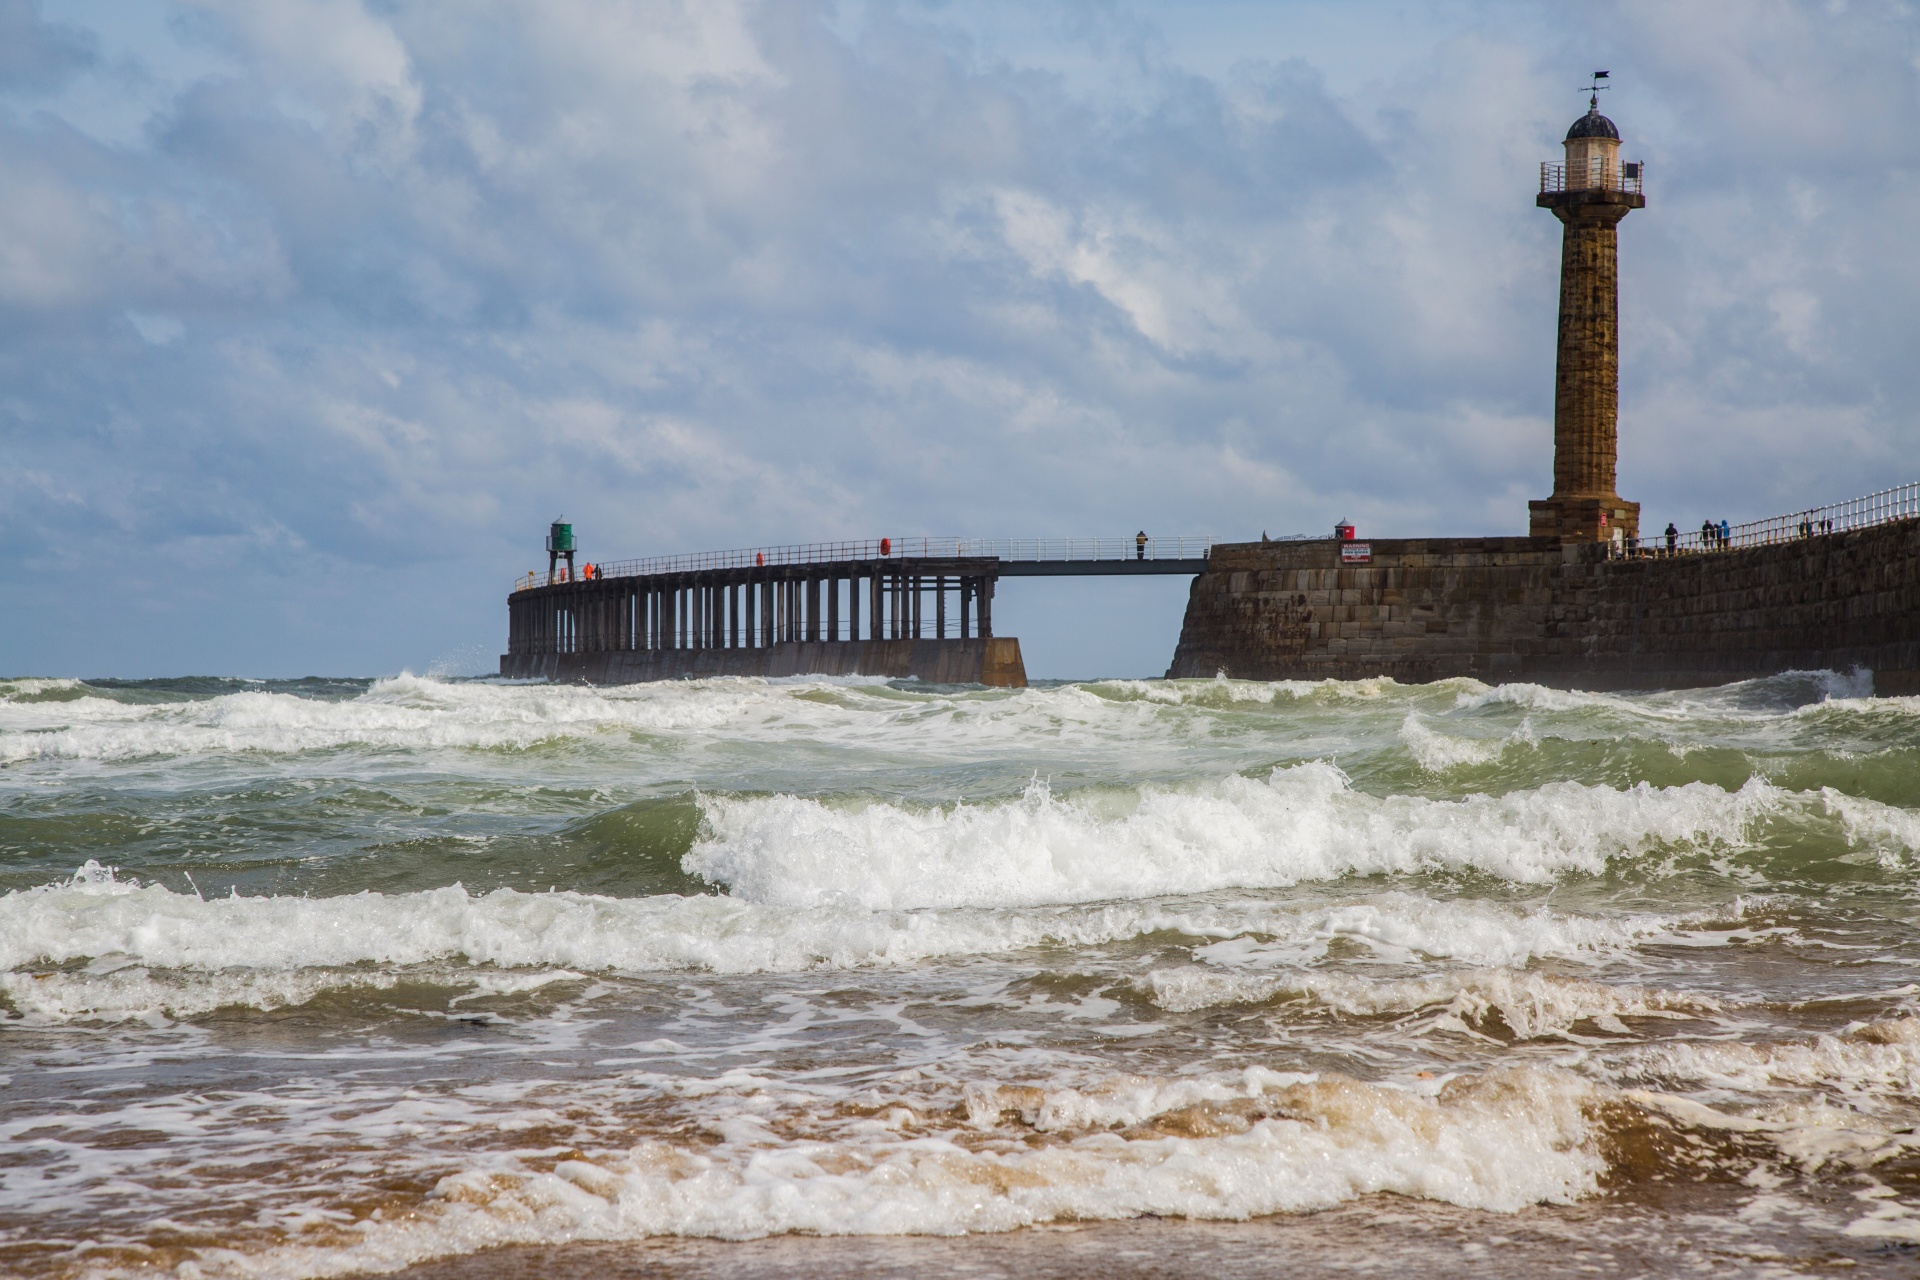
[{"left": 501, "top": 537, "right": 1210, "bottom": 686}]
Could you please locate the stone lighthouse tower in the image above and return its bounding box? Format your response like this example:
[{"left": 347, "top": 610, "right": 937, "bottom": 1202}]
[{"left": 1529, "top": 84, "right": 1645, "bottom": 546}]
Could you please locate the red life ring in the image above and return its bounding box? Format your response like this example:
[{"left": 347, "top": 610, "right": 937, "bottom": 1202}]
[
  {"left": 756, "top": 552, "right": 765, "bottom": 566},
  {"left": 880, "top": 537, "right": 891, "bottom": 556}
]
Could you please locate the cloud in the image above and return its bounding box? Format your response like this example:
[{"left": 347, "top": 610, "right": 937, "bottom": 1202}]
[
  {"left": 0, "top": 0, "right": 1915, "bottom": 676},
  {"left": 0, "top": 0, "right": 96, "bottom": 92}
]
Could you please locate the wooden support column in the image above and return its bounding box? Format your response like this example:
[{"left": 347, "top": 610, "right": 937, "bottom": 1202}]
[
  {"left": 936, "top": 577, "right": 947, "bottom": 639},
  {"left": 846, "top": 573, "right": 859, "bottom": 642},
  {"left": 828, "top": 575, "right": 840, "bottom": 642},
  {"left": 869, "top": 573, "right": 882, "bottom": 640},
  {"left": 979, "top": 577, "right": 993, "bottom": 638}
]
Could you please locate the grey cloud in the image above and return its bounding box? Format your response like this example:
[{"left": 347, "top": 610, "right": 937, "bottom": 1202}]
[
  {"left": 0, "top": 0, "right": 97, "bottom": 92},
  {"left": 0, "top": 0, "right": 1915, "bottom": 677}
]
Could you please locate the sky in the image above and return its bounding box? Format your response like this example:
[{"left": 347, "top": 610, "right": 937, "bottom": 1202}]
[{"left": 2, "top": 0, "right": 1917, "bottom": 679}]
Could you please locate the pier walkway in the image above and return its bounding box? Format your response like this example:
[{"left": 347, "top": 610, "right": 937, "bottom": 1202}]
[{"left": 504, "top": 537, "right": 1213, "bottom": 672}]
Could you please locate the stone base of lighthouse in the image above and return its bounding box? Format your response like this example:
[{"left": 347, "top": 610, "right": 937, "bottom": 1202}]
[{"left": 1529, "top": 495, "right": 1640, "bottom": 544}]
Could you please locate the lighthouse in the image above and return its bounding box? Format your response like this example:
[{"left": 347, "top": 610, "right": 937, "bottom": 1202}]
[{"left": 1529, "top": 80, "right": 1645, "bottom": 546}]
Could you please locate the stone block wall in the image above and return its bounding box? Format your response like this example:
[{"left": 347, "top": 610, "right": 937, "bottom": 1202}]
[{"left": 1167, "top": 520, "right": 1920, "bottom": 692}]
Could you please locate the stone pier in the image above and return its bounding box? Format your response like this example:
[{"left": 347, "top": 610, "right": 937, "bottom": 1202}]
[{"left": 1167, "top": 521, "right": 1920, "bottom": 694}]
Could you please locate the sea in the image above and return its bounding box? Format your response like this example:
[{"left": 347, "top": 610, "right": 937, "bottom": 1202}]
[{"left": 3, "top": 670, "right": 1920, "bottom": 1279}]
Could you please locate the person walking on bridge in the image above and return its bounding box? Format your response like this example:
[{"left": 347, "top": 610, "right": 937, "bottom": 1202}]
[{"left": 1136, "top": 530, "right": 1148, "bottom": 560}]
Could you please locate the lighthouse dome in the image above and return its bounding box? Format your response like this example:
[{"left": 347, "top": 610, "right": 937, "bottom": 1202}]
[{"left": 1566, "top": 108, "right": 1620, "bottom": 141}]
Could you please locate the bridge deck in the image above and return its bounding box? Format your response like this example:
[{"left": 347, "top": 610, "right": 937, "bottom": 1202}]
[{"left": 996, "top": 558, "right": 1207, "bottom": 576}]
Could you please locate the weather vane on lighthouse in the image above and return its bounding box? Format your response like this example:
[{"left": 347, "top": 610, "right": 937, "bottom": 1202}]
[{"left": 1585, "top": 69, "right": 1610, "bottom": 109}]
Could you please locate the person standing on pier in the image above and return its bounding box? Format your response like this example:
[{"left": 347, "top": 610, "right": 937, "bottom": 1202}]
[
  {"left": 1665, "top": 522, "right": 1677, "bottom": 554},
  {"left": 1136, "top": 531, "right": 1148, "bottom": 560}
]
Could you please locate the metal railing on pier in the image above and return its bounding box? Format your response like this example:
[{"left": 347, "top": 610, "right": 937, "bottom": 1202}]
[
  {"left": 515, "top": 536, "right": 1219, "bottom": 591},
  {"left": 1633, "top": 480, "right": 1920, "bottom": 557}
]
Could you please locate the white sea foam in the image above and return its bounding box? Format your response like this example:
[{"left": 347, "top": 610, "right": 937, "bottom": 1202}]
[
  {"left": 0, "top": 674, "right": 794, "bottom": 763},
  {"left": 1820, "top": 788, "right": 1920, "bottom": 861},
  {"left": 0, "top": 965, "right": 403, "bottom": 1024},
  {"left": 1630, "top": 1016, "right": 1920, "bottom": 1099},
  {"left": 0, "top": 672, "right": 1257, "bottom": 766},
  {"left": 0, "top": 962, "right": 591, "bottom": 1025},
  {"left": 1186, "top": 896, "right": 1730, "bottom": 969},
  {"left": 689, "top": 766, "right": 1784, "bottom": 910},
  {"left": 0, "top": 867, "right": 1724, "bottom": 1021},
  {"left": 0, "top": 677, "right": 88, "bottom": 700},
  {"left": 1089, "top": 674, "right": 1412, "bottom": 707},
  {"left": 1398, "top": 711, "right": 1530, "bottom": 772},
  {"left": 137, "top": 1065, "right": 1604, "bottom": 1278},
  {"left": 1449, "top": 669, "right": 1879, "bottom": 726},
  {"left": 0, "top": 862, "right": 1232, "bottom": 982},
  {"left": 1140, "top": 967, "right": 1722, "bottom": 1040}
]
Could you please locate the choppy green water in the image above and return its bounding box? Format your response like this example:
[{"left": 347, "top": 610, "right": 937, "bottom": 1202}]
[{"left": 4, "top": 671, "right": 1920, "bottom": 1278}]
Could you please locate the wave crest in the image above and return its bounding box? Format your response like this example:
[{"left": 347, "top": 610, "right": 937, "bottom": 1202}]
[{"left": 689, "top": 767, "right": 1782, "bottom": 909}]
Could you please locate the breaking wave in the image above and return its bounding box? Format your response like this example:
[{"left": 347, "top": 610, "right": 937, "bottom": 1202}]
[
  {"left": 133, "top": 1064, "right": 1606, "bottom": 1278},
  {"left": 0, "top": 866, "right": 1723, "bottom": 1024},
  {"left": 689, "top": 766, "right": 1788, "bottom": 909},
  {"left": 1139, "top": 967, "right": 1724, "bottom": 1040}
]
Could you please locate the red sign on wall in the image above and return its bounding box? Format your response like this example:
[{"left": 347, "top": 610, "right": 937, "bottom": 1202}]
[{"left": 1341, "top": 542, "right": 1372, "bottom": 564}]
